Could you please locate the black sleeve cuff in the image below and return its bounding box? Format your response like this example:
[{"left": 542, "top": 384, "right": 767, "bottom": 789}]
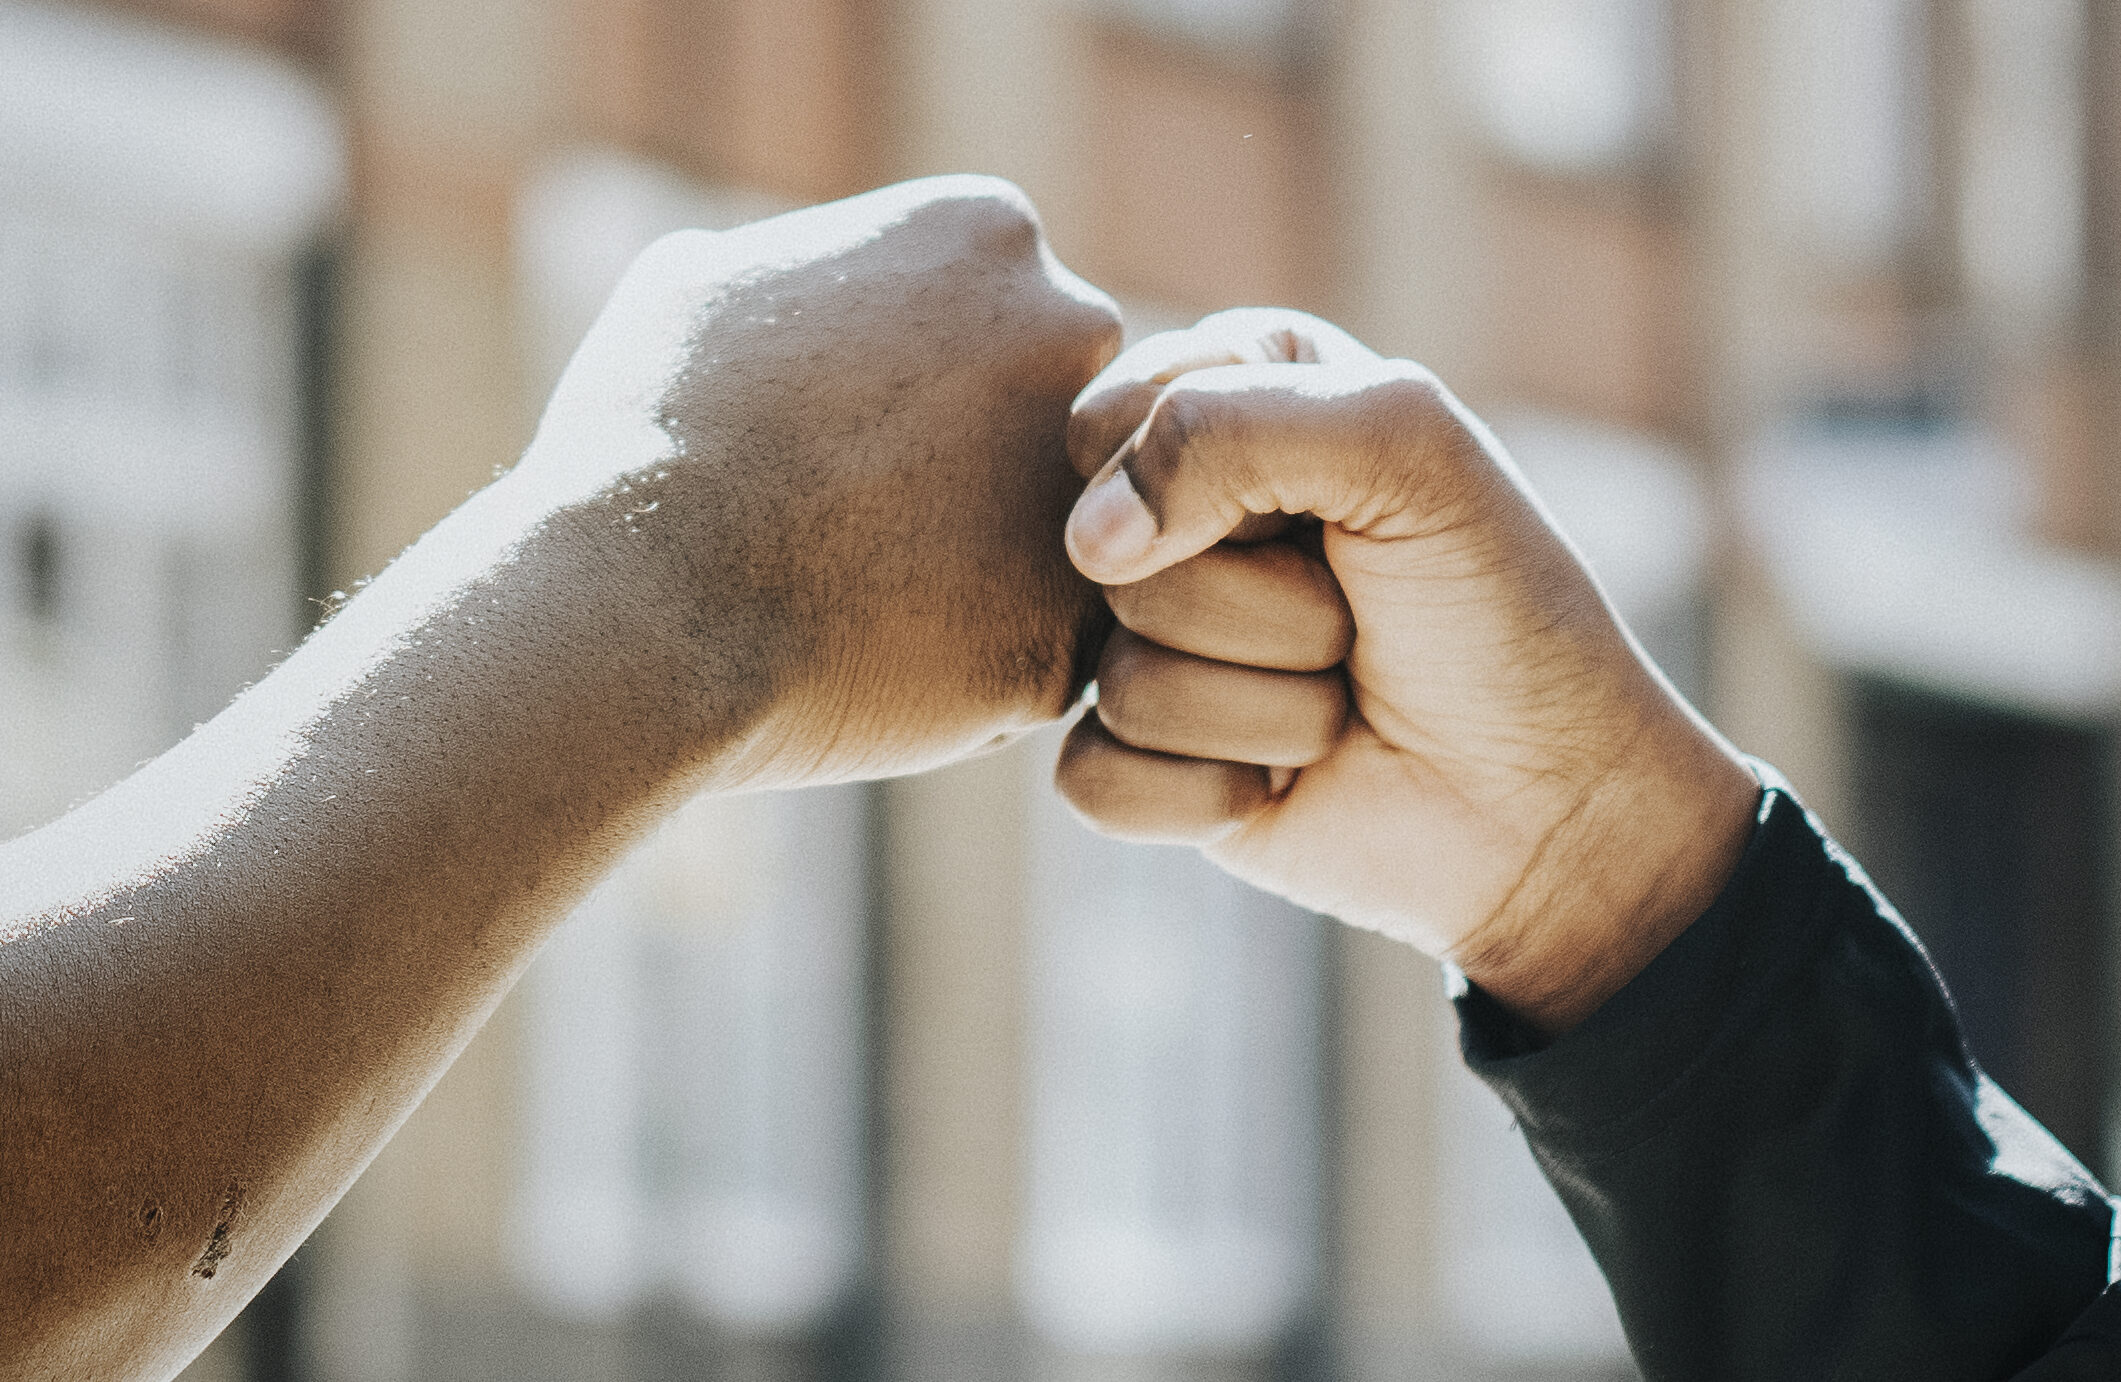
[
  {"left": 1448, "top": 762, "right": 2116, "bottom": 1381},
  {"left": 2011, "top": 1285, "right": 2121, "bottom": 1380},
  {"left": 1450, "top": 764, "right": 1855, "bottom": 1157}
]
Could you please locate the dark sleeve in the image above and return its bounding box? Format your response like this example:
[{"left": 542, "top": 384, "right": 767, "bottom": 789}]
[
  {"left": 2010, "top": 1286, "right": 2121, "bottom": 1379},
  {"left": 1453, "top": 767, "right": 2118, "bottom": 1382}
]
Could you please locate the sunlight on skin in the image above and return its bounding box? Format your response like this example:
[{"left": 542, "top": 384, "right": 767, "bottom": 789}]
[
  {"left": 1054, "top": 310, "right": 1758, "bottom": 1033},
  {"left": 0, "top": 175, "right": 1120, "bottom": 1381}
]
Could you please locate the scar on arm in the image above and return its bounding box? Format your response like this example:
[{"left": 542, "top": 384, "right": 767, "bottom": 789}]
[{"left": 190, "top": 1183, "right": 244, "bottom": 1279}]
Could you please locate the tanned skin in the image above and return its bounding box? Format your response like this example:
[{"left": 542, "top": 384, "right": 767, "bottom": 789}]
[
  {"left": 0, "top": 177, "right": 1120, "bottom": 1381},
  {"left": 2, "top": 202, "right": 1761, "bottom": 1378},
  {"left": 1053, "top": 310, "right": 1760, "bottom": 1034}
]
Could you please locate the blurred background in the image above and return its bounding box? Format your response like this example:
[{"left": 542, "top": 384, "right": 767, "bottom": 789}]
[{"left": 2, "top": 0, "right": 2116, "bottom": 1378}]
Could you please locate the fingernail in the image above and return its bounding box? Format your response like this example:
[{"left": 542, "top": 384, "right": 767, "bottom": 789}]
[{"left": 1068, "top": 467, "right": 1158, "bottom": 570}]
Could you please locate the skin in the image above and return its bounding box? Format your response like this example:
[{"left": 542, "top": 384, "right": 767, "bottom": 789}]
[
  {"left": 1053, "top": 309, "right": 1761, "bottom": 1034},
  {"left": 0, "top": 175, "right": 1119, "bottom": 1381}
]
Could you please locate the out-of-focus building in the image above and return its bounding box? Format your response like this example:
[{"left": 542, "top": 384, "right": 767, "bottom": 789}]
[{"left": 6, "top": 1, "right": 2120, "bottom": 1380}]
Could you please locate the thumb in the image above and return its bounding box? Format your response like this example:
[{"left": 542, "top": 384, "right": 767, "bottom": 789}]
[{"left": 1065, "top": 358, "right": 1458, "bottom": 585}]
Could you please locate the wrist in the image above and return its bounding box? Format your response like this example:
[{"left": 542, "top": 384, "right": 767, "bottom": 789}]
[
  {"left": 1450, "top": 702, "right": 1760, "bottom": 1035},
  {"left": 335, "top": 460, "right": 781, "bottom": 800}
]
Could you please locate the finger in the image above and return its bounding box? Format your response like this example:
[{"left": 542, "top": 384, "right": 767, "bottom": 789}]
[
  {"left": 1096, "top": 629, "right": 1346, "bottom": 768},
  {"left": 1054, "top": 713, "right": 1269, "bottom": 845},
  {"left": 1068, "top": 309, "right": 1381, "bottom": 479},
  {"left": 1107, "top": 541, "right": 1353, "bottom": 671},
  {"left": 1066, "top": 358, "right": 1470, "bottom": 585}
]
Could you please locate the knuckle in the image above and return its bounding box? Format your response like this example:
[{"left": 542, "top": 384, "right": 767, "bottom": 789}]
[
  {"left": 636, "top": 226, "right": 715, "bottom": 263},
  {"left": 1066, "top": 407, "right": 1104, "bottom": 472},
  {"left": 1019, "top": 292, "right": 1123, "bottom": 401},
  {"left": 1153, "top": 387, "right": 1216, "bottom": 452},
  {"left": 1090, "top": 676, "right": 1150, "bottom": 745},
  {"left": 916, "top": 175, "right": 1042, "bottom": 256},
  {"left": 1066, "top": 402, "right": 1121, "bottom": 475},
  {"left": 620, "top": 227, "right": 718, "bottom": 286},
  {"left": 1193, "top": 306, "right": 1298, "bottom": 341},
  {"left": 1053, "top": 722, "right": 1115, "bottom": 816},
  {"left": 1075, "top": 296, "right": 1125, "bottom": 363},
  {"left": 1361, "top": 365, "right": 1449, "bottom": 425},
  {"left": 1054, "top": 716, "right": 1264, "bottom": 845},
  {"left": 1194, "top": 304, "right": 1316, "bottom": 338},
  {"left": 1347, "top": 366, "right": 1466, "bottom": 504},
  {"left": 1092, "top": 638, "right": 1173, "bottom": 744},
  {"left": 1052, "top": 716, "right": 1161, "bottom": 831},
  {"left": 1095, "top": 627, "right": 1151, "bottom": 683},
  {"left": 1101, "top": 577, "right": 1158, "bottom": 636},
  {"left": 1134, "top": 386, "right": 1222, "bottom": 491},
  {"left": 1067, "top": 381, "right": 1156, "bottom": 473}
]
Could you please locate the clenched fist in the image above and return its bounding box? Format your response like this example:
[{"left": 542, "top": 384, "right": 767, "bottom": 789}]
[
  {"left": 1053, "top": 310, "right": 1758, "bottom": 1032},
  {"left": 522, "top": 174, "right": 1123, "bottom": 786}
]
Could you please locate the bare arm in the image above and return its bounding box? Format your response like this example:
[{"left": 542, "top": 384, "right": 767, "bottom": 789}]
[{"left": 0, "top": 176, "right": 1119, "bottom": 1380}]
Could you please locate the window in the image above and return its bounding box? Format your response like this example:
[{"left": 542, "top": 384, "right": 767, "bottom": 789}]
[
  {"left": 1087, "top": 0, "right": 1304, "bottom": 55},
  {"left": 0, "top": 0, "right": 341, "bottom": 836},
  {"left": 1445, "top": 0, "right": 1672, "bottom": 175},
  {"left": 1768, "top": 0, "right": 1929, "bottom": 269},
  {"left": 512, "top": 787, "right": 870, "bottom": 1328},
  {"left": 1018, "top": 734, "right": 1324, "bottom": 1356},
  {"left": 1958, "top": 0, "right": 2084, "bottom": 332}
]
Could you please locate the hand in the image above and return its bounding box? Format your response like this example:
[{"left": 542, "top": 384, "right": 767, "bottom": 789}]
[
  {"left": 1053, "top": 310, "right": 1758, "bottom": 1032},
  {"left": 516, "top": 174, "right": 1122, "bottom": 788},
  {"left": 0, "top": 177, "right": 1120, "bottom": 1379}
]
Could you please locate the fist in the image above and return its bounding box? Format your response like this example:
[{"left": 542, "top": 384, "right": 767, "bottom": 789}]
[
  {"left": 1053, "top": 310, "right": 1756, "bottom": 1031},
  {"left": 520, "top": 176, "right": 1123, "bottom": 789}
]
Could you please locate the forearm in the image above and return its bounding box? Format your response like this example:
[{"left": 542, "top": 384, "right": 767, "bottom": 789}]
[
  {"left": 0, "top": 174, "right": 1118, "bottom": 1380},
  {"left": 0, "top": 464, "right": 746, "bottom": 1377},
  {"left": 1446, "top": 686, "right": 1759, "bottom": 1035}
]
